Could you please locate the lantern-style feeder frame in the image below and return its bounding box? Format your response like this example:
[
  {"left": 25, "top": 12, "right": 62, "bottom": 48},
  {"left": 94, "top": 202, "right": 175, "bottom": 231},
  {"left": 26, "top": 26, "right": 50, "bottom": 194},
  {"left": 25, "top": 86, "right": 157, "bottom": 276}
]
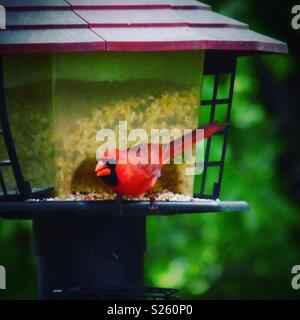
[
  {"left": 0, "top": 0, "right": 287, "bottom": 300},
  {"left": 0, "top": 51, "right": 246, "bottom": 216}
]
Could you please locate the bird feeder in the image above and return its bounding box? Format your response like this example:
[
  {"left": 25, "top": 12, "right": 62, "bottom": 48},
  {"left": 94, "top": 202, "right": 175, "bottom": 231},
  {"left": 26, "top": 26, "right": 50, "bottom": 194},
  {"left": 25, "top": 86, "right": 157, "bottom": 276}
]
[{"left": 0, "top": 0, "right": 287, "bottom": 299}]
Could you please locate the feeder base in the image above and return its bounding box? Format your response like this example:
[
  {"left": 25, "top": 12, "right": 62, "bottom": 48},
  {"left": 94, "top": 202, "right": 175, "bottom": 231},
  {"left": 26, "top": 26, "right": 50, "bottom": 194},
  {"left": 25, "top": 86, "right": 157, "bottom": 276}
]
[{"left": 32, "top": 215, "right": 146, "bottom": 300}]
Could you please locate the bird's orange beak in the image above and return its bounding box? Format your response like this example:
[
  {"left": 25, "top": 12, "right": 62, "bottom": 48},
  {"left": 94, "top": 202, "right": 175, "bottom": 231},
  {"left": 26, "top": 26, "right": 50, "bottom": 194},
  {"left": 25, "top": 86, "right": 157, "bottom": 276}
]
[{"left": 95, "top": 162, "right": 111, "bottom": 177}]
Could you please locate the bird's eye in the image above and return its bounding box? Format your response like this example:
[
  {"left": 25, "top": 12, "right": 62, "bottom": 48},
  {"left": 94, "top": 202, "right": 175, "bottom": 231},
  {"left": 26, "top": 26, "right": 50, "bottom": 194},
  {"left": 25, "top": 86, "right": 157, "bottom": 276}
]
[{"left": 108, "top": 159, "right": 117, "bottom": 165}]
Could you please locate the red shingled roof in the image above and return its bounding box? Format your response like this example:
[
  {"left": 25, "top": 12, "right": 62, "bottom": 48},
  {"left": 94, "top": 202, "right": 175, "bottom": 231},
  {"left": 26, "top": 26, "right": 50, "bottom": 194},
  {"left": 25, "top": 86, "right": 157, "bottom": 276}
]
[{"left": 0, "top": 0, "right": 287, "bottom": 54}]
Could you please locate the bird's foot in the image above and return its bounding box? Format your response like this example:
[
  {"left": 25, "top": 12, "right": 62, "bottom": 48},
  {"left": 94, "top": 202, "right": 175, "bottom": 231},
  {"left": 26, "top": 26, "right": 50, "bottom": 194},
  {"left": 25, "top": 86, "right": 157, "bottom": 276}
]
[{"left": 149, "top": 195, "right": 159, "bottom": 213}]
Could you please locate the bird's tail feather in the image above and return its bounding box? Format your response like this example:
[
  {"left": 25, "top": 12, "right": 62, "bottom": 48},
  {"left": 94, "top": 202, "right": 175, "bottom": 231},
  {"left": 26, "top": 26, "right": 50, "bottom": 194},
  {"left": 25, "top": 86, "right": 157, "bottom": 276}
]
[{"left": 162, "top": 122, "right": 224, "bottom": 163}]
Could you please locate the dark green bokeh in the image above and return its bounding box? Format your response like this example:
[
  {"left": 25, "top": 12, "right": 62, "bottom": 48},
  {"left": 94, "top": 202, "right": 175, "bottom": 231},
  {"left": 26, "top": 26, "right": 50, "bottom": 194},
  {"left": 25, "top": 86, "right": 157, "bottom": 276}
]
[
  {"left": 146, "top": 0, "right": 300, "bottom": 299},
  {"left": 0, "top": 0, "right": 299, "bottom": 299}
]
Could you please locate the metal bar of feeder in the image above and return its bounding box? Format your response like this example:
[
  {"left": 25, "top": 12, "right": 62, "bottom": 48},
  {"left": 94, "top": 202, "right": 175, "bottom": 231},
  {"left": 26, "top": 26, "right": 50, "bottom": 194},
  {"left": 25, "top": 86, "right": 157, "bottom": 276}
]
[
  {"left": 199, "top": 73, "right": 220, "bottom": 197},
  {"left": 0, "top": 56, "right": 31, "bottom": 197},
  {"left": 216, "top": 61, "right": 237, "bottom": 196},
  {"left": 0, "top": 168, "right": 7, "bottom": 195},
  {"left": 0, "top": 200, "right": 250, "bottom": 220},
  {"left": 201, "top": 98, "right": 230, "bottom": 106}
]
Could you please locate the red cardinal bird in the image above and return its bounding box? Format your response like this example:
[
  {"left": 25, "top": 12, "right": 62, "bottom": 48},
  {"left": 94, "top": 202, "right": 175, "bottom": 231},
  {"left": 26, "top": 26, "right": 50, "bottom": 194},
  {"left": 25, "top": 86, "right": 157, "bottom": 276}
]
[{"left": 95, "top": 122, "right": 224, "bottom": 196}]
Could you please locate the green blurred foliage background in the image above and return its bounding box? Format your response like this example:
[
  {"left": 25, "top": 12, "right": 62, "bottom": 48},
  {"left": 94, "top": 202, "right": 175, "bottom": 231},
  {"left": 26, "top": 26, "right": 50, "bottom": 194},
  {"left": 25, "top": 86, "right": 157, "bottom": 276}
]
[{"left": 0, "top": 0, "right": 300, "bottom": 299}]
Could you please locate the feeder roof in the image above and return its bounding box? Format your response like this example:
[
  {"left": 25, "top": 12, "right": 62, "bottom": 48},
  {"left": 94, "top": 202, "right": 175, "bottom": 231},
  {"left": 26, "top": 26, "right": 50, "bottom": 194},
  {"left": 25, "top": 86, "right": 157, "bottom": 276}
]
[{"left": 0, "top": 0, "right": 287, "bottom": 54}]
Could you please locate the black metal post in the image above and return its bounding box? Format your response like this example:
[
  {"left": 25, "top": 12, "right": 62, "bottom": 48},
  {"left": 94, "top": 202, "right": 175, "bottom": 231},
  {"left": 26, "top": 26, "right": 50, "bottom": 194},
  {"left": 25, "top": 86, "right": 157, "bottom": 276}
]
[
  {"left": 32, "top": 215, "right": 146, "bottom": 300},
  {"left": 196, "top": 51, "right": 238, "bottom": 200},
  {"left": 0, "top": 56, "right": 53, "bottom": 200},
  {"left": 0, "top": 55, "right": 32, "bottom": 197}
]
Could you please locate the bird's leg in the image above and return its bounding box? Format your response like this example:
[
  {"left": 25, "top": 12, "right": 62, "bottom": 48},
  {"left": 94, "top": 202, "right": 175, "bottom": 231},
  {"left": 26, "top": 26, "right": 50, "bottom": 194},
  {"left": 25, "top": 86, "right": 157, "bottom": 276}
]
[
  {"left": 115, "top": 193, "right": 124, "bottom": 216},
  {"left": 149, "top": 194, "right": 158, "bottom": 213}
]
